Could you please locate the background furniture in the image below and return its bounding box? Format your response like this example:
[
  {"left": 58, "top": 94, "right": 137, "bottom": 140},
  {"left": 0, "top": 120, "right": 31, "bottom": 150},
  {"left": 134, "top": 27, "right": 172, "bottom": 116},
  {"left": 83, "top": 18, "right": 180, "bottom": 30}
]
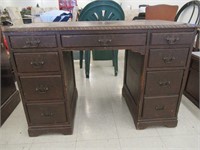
[
  {"left": 184, "top": 52, "right": 200, "bottom": 108},
  {"left": 79, "top": 0, "right": 125, "bottom": 78},
  {"left": 145, "top": 4, "right": 178, "bottom": 21},
  {"left": 0, "top": 27, "right": 20, "bottom": 126},
  {"left": 6, "top": 7, "right": 23, "bottom": 25},
  {"left": 3, "top": 21, "right": 196, "bottom": 136}
]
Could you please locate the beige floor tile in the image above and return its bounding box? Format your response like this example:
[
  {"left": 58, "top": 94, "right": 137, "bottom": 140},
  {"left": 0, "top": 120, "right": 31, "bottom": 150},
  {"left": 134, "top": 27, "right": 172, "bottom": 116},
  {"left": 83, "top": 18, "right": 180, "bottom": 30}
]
[{"left": 76, "top": 139, "right": 121, "bottom": 150}]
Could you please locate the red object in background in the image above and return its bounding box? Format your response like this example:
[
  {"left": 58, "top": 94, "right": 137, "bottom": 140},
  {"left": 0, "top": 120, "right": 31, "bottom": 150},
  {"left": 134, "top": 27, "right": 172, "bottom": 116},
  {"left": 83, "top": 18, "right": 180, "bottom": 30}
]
[
  {"left": 59, "top": 0, "right": 77, "bottom": 12},
  {"left": 3, "top": 36, "right": 10, "bottom": 55}
]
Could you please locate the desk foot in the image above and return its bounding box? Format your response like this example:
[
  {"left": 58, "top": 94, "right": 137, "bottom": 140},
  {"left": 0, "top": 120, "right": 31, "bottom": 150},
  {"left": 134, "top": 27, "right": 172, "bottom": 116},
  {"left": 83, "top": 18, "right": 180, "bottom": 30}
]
[{"left": 28, "top": 125, "right": 73, "bottom": 137}]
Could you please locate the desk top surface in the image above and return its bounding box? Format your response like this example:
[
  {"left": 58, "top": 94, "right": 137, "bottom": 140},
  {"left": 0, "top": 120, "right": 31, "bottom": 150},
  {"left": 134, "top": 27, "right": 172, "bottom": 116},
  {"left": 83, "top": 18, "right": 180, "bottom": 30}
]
[{"left": 2, "top": 20, "right": 195, "bottom": 32}]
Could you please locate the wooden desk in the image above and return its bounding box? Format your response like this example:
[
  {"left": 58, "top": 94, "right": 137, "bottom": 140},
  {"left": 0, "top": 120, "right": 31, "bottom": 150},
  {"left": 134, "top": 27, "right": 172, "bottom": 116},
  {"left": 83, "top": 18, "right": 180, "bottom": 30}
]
[{"left": 2, "top": 21, "right": 196, "bottom": 136}]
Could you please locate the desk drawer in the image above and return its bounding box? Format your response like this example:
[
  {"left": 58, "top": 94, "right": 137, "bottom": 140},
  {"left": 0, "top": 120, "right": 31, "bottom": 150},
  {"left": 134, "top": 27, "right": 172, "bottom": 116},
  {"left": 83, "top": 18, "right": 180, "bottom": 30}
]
[
  {"left": 14, "top": 52, "right": 60, "bottom": 73},
  {"left": 20, "top": 75, "right": 64, "bottom": 101},
  {"left": 27, "top": 102, "right": 67, "bottom": 125},
  {"left": 142, "top": 97, "right": 178, "bottom": 119},
  {"left": 61, "top": 33, "right": 146, "bottom": 47},
  {"left": 151, "top": 32, "right": 194, "bottom": 45},
  {"left": 145, "top": 70, "right": 183, "bottom": 97},
  {"left": 148, "top": 48, "right": 189, "bottom": 68},
  {"left": 9, "top": 35, "right": 57, "bottom": 49}
]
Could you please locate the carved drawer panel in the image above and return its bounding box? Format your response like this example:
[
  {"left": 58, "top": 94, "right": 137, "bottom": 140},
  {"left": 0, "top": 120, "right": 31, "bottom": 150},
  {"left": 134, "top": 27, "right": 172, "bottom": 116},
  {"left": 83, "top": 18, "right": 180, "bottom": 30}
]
[
  {"left": 27, "top": 102, "right": 67, "bottom": 125},
  {"left": 145, "top": 70, "right": 183, "bottom": 97},
  {"left": 151, "top": 32, "right": 194, "bottom": 45},
  {"left": 14, "top": 52, "right": 60, "bottom": 73},
  {"left": 20, "top": 75, "right": 64, "bottom": 101},
  {"left": 142, "top": 96, "right": 178, "bottom": 119},
  {"left": 61, "top": 33, "right": 146, "bottom": 48},
  {"left": 9, "top": 35, "right": 57, "bottom": 49},
  {"left": 148, "top": 48, "right": 189, "bottom": 68}
]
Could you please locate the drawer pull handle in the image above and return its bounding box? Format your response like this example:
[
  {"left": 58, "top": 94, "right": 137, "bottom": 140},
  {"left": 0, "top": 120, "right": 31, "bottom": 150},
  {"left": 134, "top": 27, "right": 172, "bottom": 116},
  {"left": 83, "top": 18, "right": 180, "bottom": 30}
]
[
  {"left": 158, "top": 81, "right": 171, "bottom": 87},
  {"left": 155, "top": 106, "right": 165, "bottom": 111},
  {"left": 24, "top": 39, "right": 41, "bottom": 48},
  {"left": 98, "top": 39, "right": 112, "bottom": 46},
  {"left": 30, "top": 60, "right": 45, "bottom": 68},
  {"left": 41, "top": 112, "right": 54, "bottom": 117},
  {"left": 35, "top": 85, "right": 49, "bottom": 93},
  {"left": 162, "top": 57, "right": 175, "bottom": 64},
  {"left": 165, "top": 36, "right": 179, "bottom": 44}
]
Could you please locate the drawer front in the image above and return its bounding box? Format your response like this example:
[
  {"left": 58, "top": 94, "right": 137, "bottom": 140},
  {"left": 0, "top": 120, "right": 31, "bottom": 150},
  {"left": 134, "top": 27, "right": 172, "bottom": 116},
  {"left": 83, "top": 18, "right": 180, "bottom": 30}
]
[
  {"left": 9, "top": 35, "right": 57, "bottom": 49},
  {"left": 142, "top": 96, "right": 178, "bottom": 119},
  {"left": 151, "top": 32, "right": 194, "bottom": 45},
  {"left": 14, "top": 52, "right": 60, "bottom": 73},
  {"left": 20, "top": 75, "right": 64, "bottom": 100},
  {"left": 61, "top": 33, "right": 146, "bottom": 47},
  {"left": 148, "top": 48, "right": 189, "bottom": 68},
  {"left": 145, "top": 70, "right": 183, "bottom": 97},
  {"left": 27, "top": 102, "right": 67, "bottom": 125}
]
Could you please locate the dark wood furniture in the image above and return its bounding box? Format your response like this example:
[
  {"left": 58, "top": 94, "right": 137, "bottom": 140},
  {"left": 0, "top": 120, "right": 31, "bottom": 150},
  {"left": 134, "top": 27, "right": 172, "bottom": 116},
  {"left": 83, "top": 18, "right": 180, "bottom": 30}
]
[
  {"left": 1, "top": 27, "right": 20, "bottom": 126},
  {"left": 2, "top": 21, "right": 196, "bottom": 136},
  {"left": 184, "top": 52, "right": 200, "bottom": 108}
]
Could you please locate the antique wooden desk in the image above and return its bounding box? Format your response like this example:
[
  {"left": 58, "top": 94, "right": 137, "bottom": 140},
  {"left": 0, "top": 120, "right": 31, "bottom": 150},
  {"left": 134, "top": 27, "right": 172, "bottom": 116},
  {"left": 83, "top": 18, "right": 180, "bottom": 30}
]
[{"left": 2, "top": 21, "right": 196, "bottom": 136}]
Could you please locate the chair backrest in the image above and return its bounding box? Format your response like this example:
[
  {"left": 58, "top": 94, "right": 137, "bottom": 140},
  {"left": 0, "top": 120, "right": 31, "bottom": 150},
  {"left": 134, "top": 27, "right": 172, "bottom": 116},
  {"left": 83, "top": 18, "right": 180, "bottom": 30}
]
[
  {"left": 79, "top": 0, "right": 124, "bottom": 21},
  {"left": 6, "top": 7, "right": 23, "bottom": 25},
  {"left": 145, "top": 4, "right": 178, "bottom": 21}
]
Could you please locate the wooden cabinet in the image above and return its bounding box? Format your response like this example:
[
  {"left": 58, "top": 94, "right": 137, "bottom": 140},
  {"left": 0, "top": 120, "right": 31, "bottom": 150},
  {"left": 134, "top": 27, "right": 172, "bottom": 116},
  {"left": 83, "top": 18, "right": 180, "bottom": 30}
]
[
  {"left": 6, "top": 32, "right": 77, "bottom": 136},
  {"left": 2, "top": 21, "right": 196, "bottom": 136},
  {"left": 1, "top": 28, "right": 20, "bottom": 126},
  {"left": 184, "top": 52, "right": 200, "bottom": 108},
  {"left": 123, "top": 30, "right": 195, "bottom": 129}
]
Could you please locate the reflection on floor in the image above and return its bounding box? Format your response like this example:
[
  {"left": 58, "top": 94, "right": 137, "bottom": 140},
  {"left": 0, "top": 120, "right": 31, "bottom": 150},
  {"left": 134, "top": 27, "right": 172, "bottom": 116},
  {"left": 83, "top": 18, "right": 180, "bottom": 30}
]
[{"left": 0, "top": 51, "right": 199, "bottom": 150}]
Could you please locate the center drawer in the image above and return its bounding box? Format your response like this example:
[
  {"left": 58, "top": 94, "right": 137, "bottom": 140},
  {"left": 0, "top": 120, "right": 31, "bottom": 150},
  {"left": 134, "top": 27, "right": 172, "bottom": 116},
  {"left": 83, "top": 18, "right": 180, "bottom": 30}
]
[
  {"left": 14, "top": 52, "right": 61, "bottom": 73},
  {"left": 145, "top": 70, "right": 183, "bottom": 97},
  {"left": 61, "top": 33, "right": 146, "bottom": 48},
  {"left": 20, "top": 75, "right": 64, "bottom": 101},
  {"left": 27, "top": 102, "right": 67, "bottom": 125}
]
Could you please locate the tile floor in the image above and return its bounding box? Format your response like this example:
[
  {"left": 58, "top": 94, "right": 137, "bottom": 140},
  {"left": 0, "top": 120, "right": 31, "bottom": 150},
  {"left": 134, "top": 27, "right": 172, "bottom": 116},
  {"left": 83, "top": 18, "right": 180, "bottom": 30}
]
[{"left": 0, "top": 51, "right": 200, "bottom": 150}]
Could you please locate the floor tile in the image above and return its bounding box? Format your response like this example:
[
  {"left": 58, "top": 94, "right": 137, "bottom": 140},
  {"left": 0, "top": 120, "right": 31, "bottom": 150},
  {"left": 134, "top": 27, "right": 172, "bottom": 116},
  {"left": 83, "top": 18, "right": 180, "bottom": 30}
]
[
  {"left": 119, "top": 137, "right": 165, "bottom": 150},
  {"left": 29, "top": 142, "right": 76, "bottom": 150},
  {"left": 161, "top": 135, "right": 199, "bottom": 150},
  {"left": 76, "top": 139, "right": 121, "bottom": 150},
  {"left": 0, "top": 144, "right": 31, "bottom": 150},
  {"left": 77, "top": 112, "right": 118, "bottom": 140}
]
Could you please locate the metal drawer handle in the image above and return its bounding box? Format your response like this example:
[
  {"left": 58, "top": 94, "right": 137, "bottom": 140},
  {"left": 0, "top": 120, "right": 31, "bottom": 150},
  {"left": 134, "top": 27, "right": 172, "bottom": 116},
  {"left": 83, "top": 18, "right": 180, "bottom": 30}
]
[
  {"left": 155, "top": 106, "right": 165, "bottom": 111},
  {"left": 165, "top": 36, "right": 179, "bottom": 44},
  {"left": 24, "top": 39, "right": 41, "bottom": 48},
  {"left": 41, "top": 112, "right": 54, "bottom": 117},
  {"left": 98, "top": 39, "right": 112, "bottom": 46},
  {"left": 158, "top": 81, "right": 171, "bottom": 88},
  {"left": 162, "top": 56, "right": 175, "bottom": 64},
  {"left": 30, "top": 60, "right": 45, "bottom": 68},
  {"left": 35, "top": 85, "right": 49, "bottom": 93}
]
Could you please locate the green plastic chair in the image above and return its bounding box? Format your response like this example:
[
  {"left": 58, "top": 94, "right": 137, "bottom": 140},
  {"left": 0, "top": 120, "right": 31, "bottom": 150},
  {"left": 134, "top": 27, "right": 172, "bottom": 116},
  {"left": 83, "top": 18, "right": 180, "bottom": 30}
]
[{"left": 79, "top": 0, "right": 125, "bottom": 78}]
